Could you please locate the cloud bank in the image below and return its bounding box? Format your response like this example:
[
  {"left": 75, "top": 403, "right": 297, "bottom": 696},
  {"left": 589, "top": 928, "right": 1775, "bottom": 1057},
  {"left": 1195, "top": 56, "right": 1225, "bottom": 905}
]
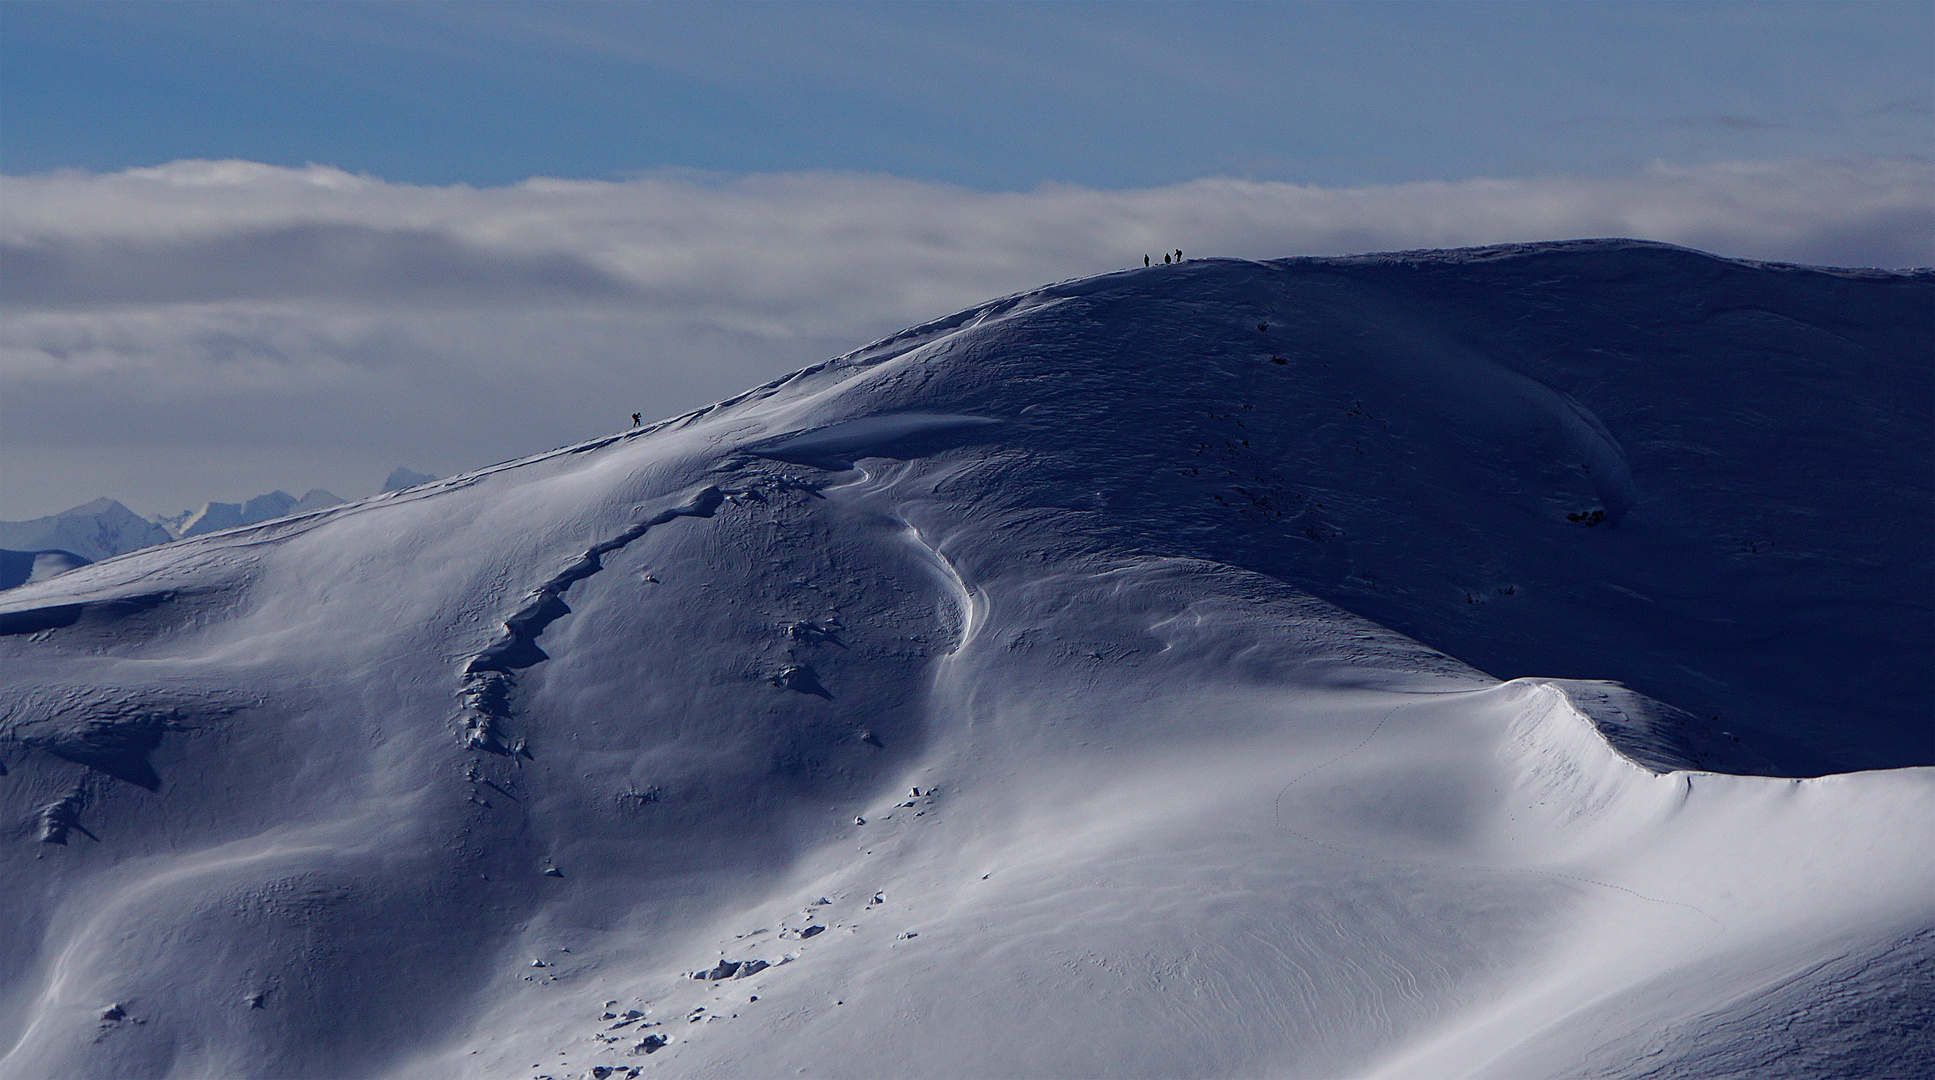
[{"left": 1, "top": 157, "right": 1928, "bottom": 518}]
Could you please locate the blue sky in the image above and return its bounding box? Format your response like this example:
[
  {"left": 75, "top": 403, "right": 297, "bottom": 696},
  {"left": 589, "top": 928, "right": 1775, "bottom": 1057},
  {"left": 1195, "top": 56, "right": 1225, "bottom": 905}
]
[{"left": 4, "top": 1, "right": 1928, "bottom": 189}]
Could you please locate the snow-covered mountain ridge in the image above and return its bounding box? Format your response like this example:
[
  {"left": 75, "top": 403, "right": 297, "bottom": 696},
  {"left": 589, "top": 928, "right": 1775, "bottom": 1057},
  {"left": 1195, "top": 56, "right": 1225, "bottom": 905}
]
[
  {"left": 0, "top": 498, "right": 174, "bottom": 565},
  {"left": 0, "top": 240, "right": 1928, "bottom": 1078},
  {"left": 0, "top": 468, "right": 442, "bottom": 578}
]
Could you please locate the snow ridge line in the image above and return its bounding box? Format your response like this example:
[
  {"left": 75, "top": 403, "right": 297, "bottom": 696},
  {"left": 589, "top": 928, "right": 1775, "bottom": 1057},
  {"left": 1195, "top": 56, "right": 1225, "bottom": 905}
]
[
  {"left": 894, "top": 521, "right": 983, "bottom": 665},
  {"left": 457, "top": 484, "right": 725, "bottom": 754}
]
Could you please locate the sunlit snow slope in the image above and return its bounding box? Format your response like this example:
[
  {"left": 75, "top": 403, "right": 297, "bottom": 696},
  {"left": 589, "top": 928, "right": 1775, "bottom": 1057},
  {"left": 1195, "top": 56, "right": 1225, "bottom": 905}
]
[{"left": 1, "top": 241, "right": 1929, "bottom": 1080}]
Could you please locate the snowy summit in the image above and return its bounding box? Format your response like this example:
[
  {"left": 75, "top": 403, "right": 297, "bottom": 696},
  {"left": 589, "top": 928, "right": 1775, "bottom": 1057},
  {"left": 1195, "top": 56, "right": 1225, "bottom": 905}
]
[{"left": 0, "top": 240, "right": 1929, "bottom": 1079}]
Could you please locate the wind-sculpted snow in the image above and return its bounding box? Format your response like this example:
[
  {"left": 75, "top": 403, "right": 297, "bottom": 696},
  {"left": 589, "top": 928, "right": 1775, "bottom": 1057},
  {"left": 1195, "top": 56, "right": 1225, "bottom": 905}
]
[
  {"left": 458, "top": 483, "right": 727, "bottom": 755},
  {"left": 745, "top": 414, "right": 1004, "bottom": 470},
  {"left": 0, "top": 241, "right": 1927, "bottom": 1079}
]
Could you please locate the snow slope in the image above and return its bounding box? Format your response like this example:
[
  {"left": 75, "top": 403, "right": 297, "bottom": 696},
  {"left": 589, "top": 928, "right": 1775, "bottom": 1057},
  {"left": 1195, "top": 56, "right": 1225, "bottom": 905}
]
[
  {"left": 0, "top": 549, "right": 89, "bottom": 591},
  {"left": 0, "top": 241, "right": 1927, "bottom": 1079}
]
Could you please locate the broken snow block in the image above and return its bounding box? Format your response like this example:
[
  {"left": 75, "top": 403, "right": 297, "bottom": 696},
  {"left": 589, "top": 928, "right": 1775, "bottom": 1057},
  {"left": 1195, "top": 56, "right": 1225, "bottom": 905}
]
[{"left": 769, "top": 664, "right": 832, "bottom": 697}]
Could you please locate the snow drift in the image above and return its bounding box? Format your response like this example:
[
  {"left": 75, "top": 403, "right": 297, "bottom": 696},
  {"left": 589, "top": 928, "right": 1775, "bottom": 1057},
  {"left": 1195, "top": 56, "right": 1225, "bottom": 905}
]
[{"left": 0, "top": 240, "right": 1928, "bottom": 1079}]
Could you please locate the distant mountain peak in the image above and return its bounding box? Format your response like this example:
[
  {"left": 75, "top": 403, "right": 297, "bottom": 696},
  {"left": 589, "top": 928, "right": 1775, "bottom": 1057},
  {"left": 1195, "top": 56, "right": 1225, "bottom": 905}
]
[
  {"left": 177, "top": 488, "right": 346, "bottom": 539},
  {"left": 60, "top": 496, "right": 125, "bottom": 517},
  {"left": 5, "top": 466, "right": 433, "bottom": 578},
  {"left": 0, "top": 499, "right": 171, "bottom": 563},
  {"left": 381, "top": 467, "right": 438, "bottom": 493}
]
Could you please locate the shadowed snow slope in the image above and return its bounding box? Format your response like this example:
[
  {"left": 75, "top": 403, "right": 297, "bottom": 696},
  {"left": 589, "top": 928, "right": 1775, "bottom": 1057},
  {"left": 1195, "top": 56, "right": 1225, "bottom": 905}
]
[{"left": 0, "top": 240, "right": 1928, "bottom": 1079}]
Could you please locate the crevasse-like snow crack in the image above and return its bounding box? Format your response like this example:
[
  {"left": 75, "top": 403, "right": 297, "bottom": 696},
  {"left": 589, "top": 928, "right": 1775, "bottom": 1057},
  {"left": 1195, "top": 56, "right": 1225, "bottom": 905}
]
[{"left": 458, "top": 484, "right": 725, "bottom": 753}]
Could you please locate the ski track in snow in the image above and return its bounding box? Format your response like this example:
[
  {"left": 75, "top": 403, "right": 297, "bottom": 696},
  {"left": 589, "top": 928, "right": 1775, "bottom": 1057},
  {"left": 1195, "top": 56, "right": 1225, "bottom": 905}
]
[{"left": 1270, "top": 704, "right": 1403, "bottom": 830}]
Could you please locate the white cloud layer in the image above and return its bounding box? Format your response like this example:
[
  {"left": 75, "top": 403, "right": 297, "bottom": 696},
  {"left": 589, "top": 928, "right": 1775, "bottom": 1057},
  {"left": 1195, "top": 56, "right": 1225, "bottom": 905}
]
[{"left": 2, "top": 157, "right": 1928, "bottom": 518}]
